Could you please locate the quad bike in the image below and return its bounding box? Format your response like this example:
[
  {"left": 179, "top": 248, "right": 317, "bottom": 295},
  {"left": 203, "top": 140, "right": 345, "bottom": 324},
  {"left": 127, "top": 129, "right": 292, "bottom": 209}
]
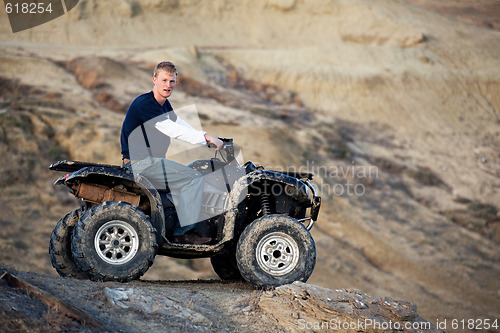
[{"left": 49, "top": 138, "right": 321, "bottom": 288}]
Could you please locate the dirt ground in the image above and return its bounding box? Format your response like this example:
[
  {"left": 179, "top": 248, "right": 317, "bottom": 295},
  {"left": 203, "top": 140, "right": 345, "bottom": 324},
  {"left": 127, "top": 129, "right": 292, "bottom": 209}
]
[{"left": 1, "top": 263, "right": 442, "bottom": 333}]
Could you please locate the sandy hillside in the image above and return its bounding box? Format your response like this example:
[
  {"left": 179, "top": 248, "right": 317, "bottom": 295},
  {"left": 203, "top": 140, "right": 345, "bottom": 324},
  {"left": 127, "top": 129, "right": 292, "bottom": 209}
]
[{"left": 0, "top": 0, "right": 499, "bottom": 329}]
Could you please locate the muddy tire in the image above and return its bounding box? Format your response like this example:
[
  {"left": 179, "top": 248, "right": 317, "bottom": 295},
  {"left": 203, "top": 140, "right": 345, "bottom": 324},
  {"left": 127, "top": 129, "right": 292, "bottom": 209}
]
[
  {"left": 210, "top": 253, "right": 243, "bottom": 281},
  {"left": 72, "top": 201, "right": 157, "bottom": 282},
  {"left": 236, "top": 215, "right": 316, "bottom": 288},
  {"left": 49, "top": 209, "right": 87, "bottom": 279}
]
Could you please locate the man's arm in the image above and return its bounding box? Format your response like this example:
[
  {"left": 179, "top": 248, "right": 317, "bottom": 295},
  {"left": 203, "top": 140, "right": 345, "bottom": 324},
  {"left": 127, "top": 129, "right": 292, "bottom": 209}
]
[
  {"left": 154, "top": 116, "right": 206, "bottom": 145},
  {"left": 154, "top": 116, "right": 223, "bottom": 149}
]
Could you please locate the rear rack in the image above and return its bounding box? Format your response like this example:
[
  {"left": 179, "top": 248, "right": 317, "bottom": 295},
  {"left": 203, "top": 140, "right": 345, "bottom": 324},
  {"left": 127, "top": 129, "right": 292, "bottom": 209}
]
[{"left": 49, "top": 160, "right": 124, "bottom": 173}]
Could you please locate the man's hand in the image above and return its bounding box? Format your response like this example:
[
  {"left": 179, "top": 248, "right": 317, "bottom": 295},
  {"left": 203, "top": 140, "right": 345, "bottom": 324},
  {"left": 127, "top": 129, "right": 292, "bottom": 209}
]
[{"left": 204, "top": 133, "right": 223, "bottom": 150}]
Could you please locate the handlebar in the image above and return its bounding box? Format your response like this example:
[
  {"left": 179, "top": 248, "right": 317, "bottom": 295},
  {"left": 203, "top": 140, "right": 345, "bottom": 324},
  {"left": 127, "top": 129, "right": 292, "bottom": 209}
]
[
  {"left": 209, "top": 138, "right": 235, "bottom": 163},
  {"left": 207, "top": 137, "right": 233, "bottom": 149}
]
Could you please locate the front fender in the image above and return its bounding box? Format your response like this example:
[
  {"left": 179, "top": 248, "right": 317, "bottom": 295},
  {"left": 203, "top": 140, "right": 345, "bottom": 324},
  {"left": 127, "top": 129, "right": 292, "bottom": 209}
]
[
  {"left": 229, "top": 170, "right": 310, "bottom": 207},
  {"left": 221, "top": 170, "right": 316, "bottom": 243}
]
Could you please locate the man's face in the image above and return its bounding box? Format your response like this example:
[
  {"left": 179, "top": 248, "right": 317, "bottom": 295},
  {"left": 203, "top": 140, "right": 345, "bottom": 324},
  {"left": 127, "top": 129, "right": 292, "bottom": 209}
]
[{"left": 153, "top": 71, "right": 177, "bottom": 99}]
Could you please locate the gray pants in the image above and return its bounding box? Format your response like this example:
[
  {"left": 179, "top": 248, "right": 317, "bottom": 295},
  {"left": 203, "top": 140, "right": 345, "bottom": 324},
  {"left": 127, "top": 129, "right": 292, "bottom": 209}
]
[{"left": 127, "top": 157, "right": 204, "bottom": 236}]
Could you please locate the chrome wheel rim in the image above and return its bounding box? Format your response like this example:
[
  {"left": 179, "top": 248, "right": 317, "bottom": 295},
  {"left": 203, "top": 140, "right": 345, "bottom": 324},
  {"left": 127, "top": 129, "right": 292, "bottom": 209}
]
[
  {"left": 94, "top": 220, "right": 139, "bottom": 265},
  {"left": 256, "top": 232, "right": 299, "bottom": 276}
]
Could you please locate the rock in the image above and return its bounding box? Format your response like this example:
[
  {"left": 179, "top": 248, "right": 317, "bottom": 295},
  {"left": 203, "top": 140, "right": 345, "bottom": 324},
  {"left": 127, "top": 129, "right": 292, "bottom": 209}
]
[
  {"left": 103, "top": 286, "right": 211, "bottom": 325},
  {"left": 104, "top": 287, "right": 135, "bottom": 309},
  {"left": 258, "top": 282, "right": 441, "bottom": 332}
]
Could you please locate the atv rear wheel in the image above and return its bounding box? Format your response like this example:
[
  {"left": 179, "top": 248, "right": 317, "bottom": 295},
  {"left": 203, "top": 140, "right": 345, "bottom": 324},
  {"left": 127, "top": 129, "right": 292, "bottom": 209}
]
[
  {"left": 49, "top": 209, "right": 87, "bottom": 279},
  {"left": 210, "top": 253, "right": 243, "bottom": 281},
  {"left": 236, "top": 215, "right": 316, "bottom": 288},
  {"left": 72, "top": 201, "right": 157, "bottom": 282}
]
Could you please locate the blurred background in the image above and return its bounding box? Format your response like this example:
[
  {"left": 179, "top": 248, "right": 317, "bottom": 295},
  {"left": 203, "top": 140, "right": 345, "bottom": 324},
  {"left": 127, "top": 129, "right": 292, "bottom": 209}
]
[{"left": 0, "top": 0, "right": 499, "bottom": 324}]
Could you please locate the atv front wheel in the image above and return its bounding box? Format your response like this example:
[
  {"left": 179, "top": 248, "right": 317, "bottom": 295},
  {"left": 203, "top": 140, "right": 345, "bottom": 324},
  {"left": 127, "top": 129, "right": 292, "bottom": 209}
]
[
  {"left": 72, "top": 201, "right": 157, "bottom": 282},
  {"left": 236, "top": 215, "right": 316, "bottom": 288},
  {"left": 49, "top": 209, "right": 87, "bottom": 279}
]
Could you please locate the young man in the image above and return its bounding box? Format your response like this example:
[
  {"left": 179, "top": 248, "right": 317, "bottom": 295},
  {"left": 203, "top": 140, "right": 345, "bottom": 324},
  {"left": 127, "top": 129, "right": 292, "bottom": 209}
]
[{"left": 120, "top": 61, "right": 222, "bottom": 244}]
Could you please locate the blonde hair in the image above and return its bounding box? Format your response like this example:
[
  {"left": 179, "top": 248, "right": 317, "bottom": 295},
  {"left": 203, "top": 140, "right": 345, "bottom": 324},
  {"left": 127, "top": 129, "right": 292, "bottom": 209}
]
[{"left": 153, "top": 61, "right": 178, "bottom": 77}]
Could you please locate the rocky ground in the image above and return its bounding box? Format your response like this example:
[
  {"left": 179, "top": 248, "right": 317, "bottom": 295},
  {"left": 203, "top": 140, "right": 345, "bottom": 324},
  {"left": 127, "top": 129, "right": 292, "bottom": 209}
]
[
  {"left": 1, "top": 264, "right": 440, "bottom": 333},
  {"left": 0, "top": 0, "right": 499, "bottom": 331}
]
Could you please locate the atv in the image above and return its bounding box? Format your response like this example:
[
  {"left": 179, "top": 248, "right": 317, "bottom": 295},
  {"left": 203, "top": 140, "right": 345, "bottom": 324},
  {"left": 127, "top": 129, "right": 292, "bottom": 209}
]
[{"left": 49, "top": 138, "right": 321, "bottom": 288}]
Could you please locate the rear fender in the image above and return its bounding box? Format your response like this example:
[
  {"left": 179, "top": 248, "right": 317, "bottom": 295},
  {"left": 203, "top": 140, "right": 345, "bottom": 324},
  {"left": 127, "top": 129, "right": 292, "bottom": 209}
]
[{"left": 62, "top": 166, "right": 165, "bottom": 243}]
